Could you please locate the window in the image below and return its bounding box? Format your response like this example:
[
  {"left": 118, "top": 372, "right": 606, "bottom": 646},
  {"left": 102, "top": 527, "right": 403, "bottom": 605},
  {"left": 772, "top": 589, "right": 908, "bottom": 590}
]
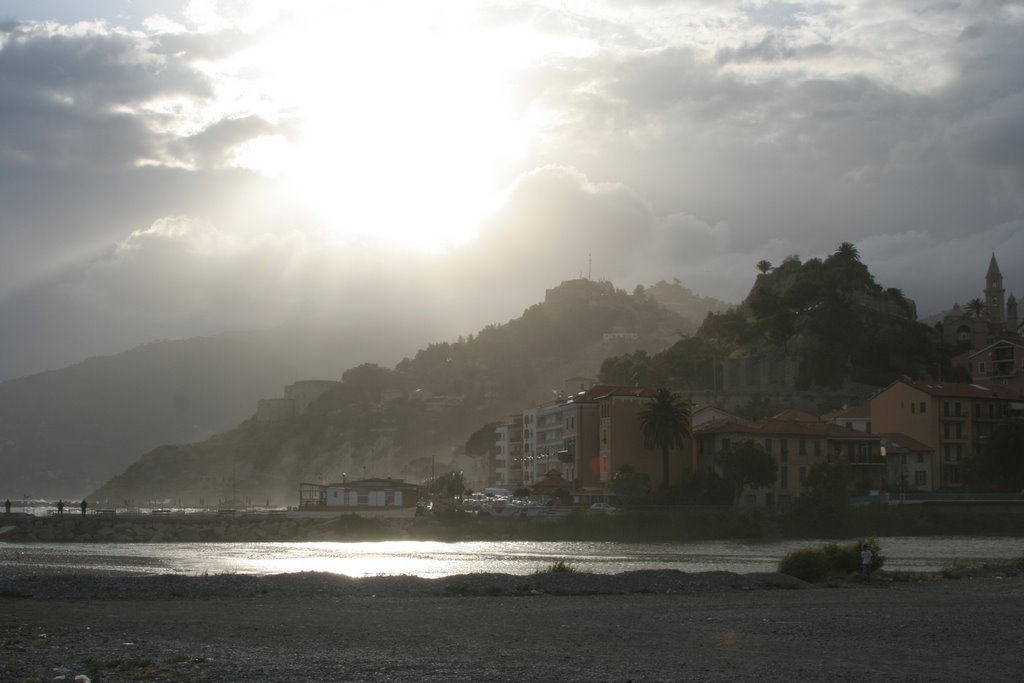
[
  {"left": 798, "top": 439, "right": 807, "bottom": 456},
  {"left": 955, "top": 402, "right": 962, "bottom": 417},
  {"left": 780, "top": 465, "right": 788, "bottom": 489},
  {"left": 900, "top": 454, "right": 907, "bottom": 465},
  {"left": 911, "top": 403, "right": 916, "bottom": 414},
  {"left": 920, "top": 402, "right": 926, "bottom": 414},
  {"left": 915, "top": 471, "right": 927, "bottom": 486},
  {"left": 944, "top": 444, "right": 952, "bottom": 462},
  {"left": 764, "top": 438, "right": 772, "bottom": 455},
  {"left": 799, "top": 466, "right": 807, "bottom": 484},
  {"left": 917, "top": 453, "right": 924, "bottom": 464},
  {"left": 722, "top": 438, "right": 731, "bottom": 451},
  {"left": 943, "top": 402, "right": 950, "bottom": 417},
  {"left": 955, "top": 423, "right": 962, "bottom": 440},
  {"left": 989, "top": 404, "right": 995, "bottom": 418},
  {"left": 979, "top": 361, "right": 987, "bottom": 374},
  {"left": 780, "top": 440, "right": 789, "bottom": 460},
  {"left": 943, "top": 422, "right": 950, "bottom": 439},
  {"left": 814, "top": 440, "right": 822, "bottom": 457}
]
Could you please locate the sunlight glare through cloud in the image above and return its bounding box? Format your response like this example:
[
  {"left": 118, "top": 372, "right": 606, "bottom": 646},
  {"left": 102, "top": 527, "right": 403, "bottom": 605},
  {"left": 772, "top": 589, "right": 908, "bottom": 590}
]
[{"left": 223, "top": 3, "right": 553, "bottom": 252}]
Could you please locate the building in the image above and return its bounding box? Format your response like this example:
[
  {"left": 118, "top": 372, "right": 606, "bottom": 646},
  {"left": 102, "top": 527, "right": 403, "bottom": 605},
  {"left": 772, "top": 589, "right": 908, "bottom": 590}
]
[
  {"left": 869, "top": 379, "right": 1015, "bottom": 491},
  {"left": 522, "top": 390, "right": 600, "bottom": 487},
  {"left": 691, "top": 405, "right": 741, "bottom": 429},
  {"left": 510, "top": 383, "right": 693, "bottom": 495},
  {"left": 694, "top": 417, "right": 883, "bottom": 510},
  {"left": 821, "top": 405, "right": 872, "bottom": 433},
  {"left": 494, "top": 414, "right": 524, "bottom": 488},
  {"left": 594, "top": 386, "right": 692, "bottom": 489},
  {"left": 298, "top": 478, "right": 420, "bottom": 512},
  {"left": 256, "top": 379, "right": 341, "bottom": 421},
  {"left": 953, "top": 338, "right": 1024, "bottom": 399},
  {"left": 942, "top": 254, "right": 1021, "bottom": 348},
  {"left": 878, "top": 433, "right": 935, "bottom": 493}
]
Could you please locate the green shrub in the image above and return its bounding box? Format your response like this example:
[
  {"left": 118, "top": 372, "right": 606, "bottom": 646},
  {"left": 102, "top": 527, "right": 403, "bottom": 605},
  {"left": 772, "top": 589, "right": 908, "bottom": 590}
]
[
  {"left": 779, "top": 538, "right": 884, "bottom": 582},
  {"left": 778, "top": 548, "right": 831, "bottom": 582},
  {"left": 535, "top": 560, "right": 576, "bottom": 574}
]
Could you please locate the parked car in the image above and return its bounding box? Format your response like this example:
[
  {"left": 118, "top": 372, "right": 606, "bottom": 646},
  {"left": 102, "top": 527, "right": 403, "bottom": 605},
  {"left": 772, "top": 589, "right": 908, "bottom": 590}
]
[{"left": 590, "top": 502, "right": 617, "bottom": 512}]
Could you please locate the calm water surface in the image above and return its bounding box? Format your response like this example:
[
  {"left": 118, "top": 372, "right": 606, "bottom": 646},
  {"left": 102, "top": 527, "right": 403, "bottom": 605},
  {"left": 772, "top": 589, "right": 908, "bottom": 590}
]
[{"left": 2, "top": 537, "right": 1021, "bottom": 577}]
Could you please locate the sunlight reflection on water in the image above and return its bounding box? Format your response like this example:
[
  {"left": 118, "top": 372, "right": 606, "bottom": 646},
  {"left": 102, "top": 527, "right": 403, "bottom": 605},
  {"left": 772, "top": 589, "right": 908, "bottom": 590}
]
[{"left": 2, "top": 537, "right": 1022, "bottom": 577}]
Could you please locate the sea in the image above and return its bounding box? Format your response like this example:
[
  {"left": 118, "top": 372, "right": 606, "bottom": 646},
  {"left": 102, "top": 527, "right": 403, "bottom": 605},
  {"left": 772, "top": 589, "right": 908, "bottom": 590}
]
[{"left": 1, "top": 536, "right": 1021, "bottom": 578}]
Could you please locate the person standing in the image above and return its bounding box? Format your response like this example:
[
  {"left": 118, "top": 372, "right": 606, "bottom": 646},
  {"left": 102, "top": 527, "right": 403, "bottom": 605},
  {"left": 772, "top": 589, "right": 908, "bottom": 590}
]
[
  {"left": 56, "top": 499, "right": 64, "bottom": 517},
  {"left": 80, "top": 499, "right": 88, "bottom": 515},
  {"left": 4, "top": 499, "right": 10, "bottom": 514},
  {"left": 861, "top": 545, "right": 873, "bottom": 580}
]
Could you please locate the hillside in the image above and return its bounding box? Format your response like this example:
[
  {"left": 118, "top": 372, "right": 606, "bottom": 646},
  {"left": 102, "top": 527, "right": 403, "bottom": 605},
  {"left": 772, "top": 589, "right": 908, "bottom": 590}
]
[
  {"left": 90, "top": 279, "right": 713, "bottom": 504},
  {"left": 0, "top": 324, "right": 413, "bottom": 499},
  {"left": 600, "top": 245, "right": 963, "bottom": 412}
]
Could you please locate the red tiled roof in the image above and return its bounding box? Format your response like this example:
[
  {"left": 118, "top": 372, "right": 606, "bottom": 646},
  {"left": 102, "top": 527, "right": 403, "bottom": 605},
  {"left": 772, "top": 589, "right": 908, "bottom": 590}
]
[
  {"left": 772, "top": 409, "right": 820, "bottom": 422},
  {"left": 695, "top": 417, "right": 875, "bottom": 440},
  {"left": 895, "top": 379, "right": 1013, "bottom": 400}
]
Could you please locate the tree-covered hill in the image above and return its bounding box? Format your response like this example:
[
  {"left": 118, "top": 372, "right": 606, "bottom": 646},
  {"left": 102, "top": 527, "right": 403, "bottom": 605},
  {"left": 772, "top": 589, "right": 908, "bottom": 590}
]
[{"left": 600, "top": 244, "right": 964, "bottom": 402}]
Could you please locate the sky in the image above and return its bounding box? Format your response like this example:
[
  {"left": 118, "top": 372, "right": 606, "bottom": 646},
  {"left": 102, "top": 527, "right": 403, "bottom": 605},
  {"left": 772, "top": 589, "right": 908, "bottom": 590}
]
[{"left": 0, "top": 0, "right": 1022, "bottom": 381}]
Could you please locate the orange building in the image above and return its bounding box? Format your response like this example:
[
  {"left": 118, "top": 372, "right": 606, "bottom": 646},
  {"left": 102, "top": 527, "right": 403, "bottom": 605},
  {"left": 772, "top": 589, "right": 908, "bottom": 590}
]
[
  {"left": 694, "top": 417, "right": 883, "bottom": 510},
  {"left": 594, "top": 386, "right": 693, "bottom": 490},
  {"left": 870, "top": 379, "right": 1015, "bottom": 491}
]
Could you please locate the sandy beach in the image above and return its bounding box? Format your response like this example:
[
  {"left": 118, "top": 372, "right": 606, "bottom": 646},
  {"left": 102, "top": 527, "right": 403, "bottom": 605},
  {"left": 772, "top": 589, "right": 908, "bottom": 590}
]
[{"left": 3, "top": 568, "right": 1023, "bottom": 682}]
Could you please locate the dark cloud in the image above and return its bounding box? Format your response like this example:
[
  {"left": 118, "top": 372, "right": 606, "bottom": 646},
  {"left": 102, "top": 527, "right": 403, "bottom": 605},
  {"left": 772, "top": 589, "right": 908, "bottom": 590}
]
[{"left": 716, "top": 31, "right": 833, "bottom": 65}]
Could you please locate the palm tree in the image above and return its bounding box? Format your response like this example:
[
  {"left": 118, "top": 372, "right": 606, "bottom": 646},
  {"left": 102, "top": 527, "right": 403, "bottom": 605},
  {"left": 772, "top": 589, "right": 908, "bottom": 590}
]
[
  {"left": 639, "top": 388, "right": 692, "bottom": 490},
  {"left": 966, "top": 297, "right": 986, "bottom": 319},
  {"left": 835, "top": 241, "right": 860, "bottom": 262}
]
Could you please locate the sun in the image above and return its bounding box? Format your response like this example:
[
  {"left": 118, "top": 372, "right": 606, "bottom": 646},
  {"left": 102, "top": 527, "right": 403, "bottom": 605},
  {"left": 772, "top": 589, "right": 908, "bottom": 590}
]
[{"left": 226, "top": 4, "right": 546, "bottom": 252}]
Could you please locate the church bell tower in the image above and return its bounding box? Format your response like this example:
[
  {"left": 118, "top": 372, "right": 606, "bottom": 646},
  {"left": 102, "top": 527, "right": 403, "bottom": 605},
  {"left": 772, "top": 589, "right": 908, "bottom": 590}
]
[{"left": 985, "top": 253, "right": 1005, "bottom": 323}]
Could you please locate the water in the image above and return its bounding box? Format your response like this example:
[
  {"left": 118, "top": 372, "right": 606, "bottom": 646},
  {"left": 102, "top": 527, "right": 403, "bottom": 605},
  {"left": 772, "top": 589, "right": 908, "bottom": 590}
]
[{"left": 1, "top": 536, "right": 1020, "bottom": 578}]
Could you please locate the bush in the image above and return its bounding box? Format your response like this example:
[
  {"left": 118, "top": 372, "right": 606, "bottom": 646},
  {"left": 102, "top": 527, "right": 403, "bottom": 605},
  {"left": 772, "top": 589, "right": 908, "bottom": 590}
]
[
  {"left": 533, "top": 560, "right": 577, "bottom": 574},
  {"left": 778, "top": 537, "right": 884, "bottom": 582},
  {"left": 778, "top": 548, "right": 831, "bottom": 582}
]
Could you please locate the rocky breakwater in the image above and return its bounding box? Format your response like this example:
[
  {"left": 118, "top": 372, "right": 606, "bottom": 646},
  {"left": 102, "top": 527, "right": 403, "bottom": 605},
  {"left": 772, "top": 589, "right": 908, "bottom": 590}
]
[{"left": 0, "top": 512, "right": 409, "bottom": 543}]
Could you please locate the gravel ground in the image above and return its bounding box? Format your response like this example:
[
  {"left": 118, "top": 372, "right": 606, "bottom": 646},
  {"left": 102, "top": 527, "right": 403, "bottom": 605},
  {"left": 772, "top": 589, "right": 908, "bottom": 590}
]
[{"left": 3, "top": 569, "right": 1023, "bottom": 682}]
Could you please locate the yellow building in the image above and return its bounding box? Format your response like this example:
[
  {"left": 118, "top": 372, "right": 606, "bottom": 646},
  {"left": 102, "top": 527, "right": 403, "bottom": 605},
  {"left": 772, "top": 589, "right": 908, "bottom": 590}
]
[
  {"left": 870, "top": 379, "right": 1015, "bottom": 491},
  {"left": 694, "top": 417, "right": 882, "bottom": 510},
  {"left": 594, "top": 387, "right": 693, "bottom": 490}
]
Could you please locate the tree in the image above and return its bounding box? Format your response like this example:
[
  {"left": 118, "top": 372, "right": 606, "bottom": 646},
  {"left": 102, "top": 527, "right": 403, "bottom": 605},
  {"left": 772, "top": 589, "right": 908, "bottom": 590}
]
[
  {"left": 720, "top": 440, "right": 778, "bottom": 504},
  {"left": 599, "top": 350, "right": 653, "bottom": 386},
  {"left": 756, "top": 259, "right": 773, "bottom": 274},
  {"left": 465, "top": 422, "right": 499, "bottom": 457},
  {"left": 834, "top": 241, "right": 860, "bottom": 263},
  {"left": 964, "top": 418, "right": 1024, "bottom": 491},
  {"left": 966, "top": 298, "right": 986, "bottom": 319},
  {"left": 639, "top": 388, "right": 691, "bottom": 490},
  {"left": 609, "top": 464, "right": 651, "bottom": 501}
]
